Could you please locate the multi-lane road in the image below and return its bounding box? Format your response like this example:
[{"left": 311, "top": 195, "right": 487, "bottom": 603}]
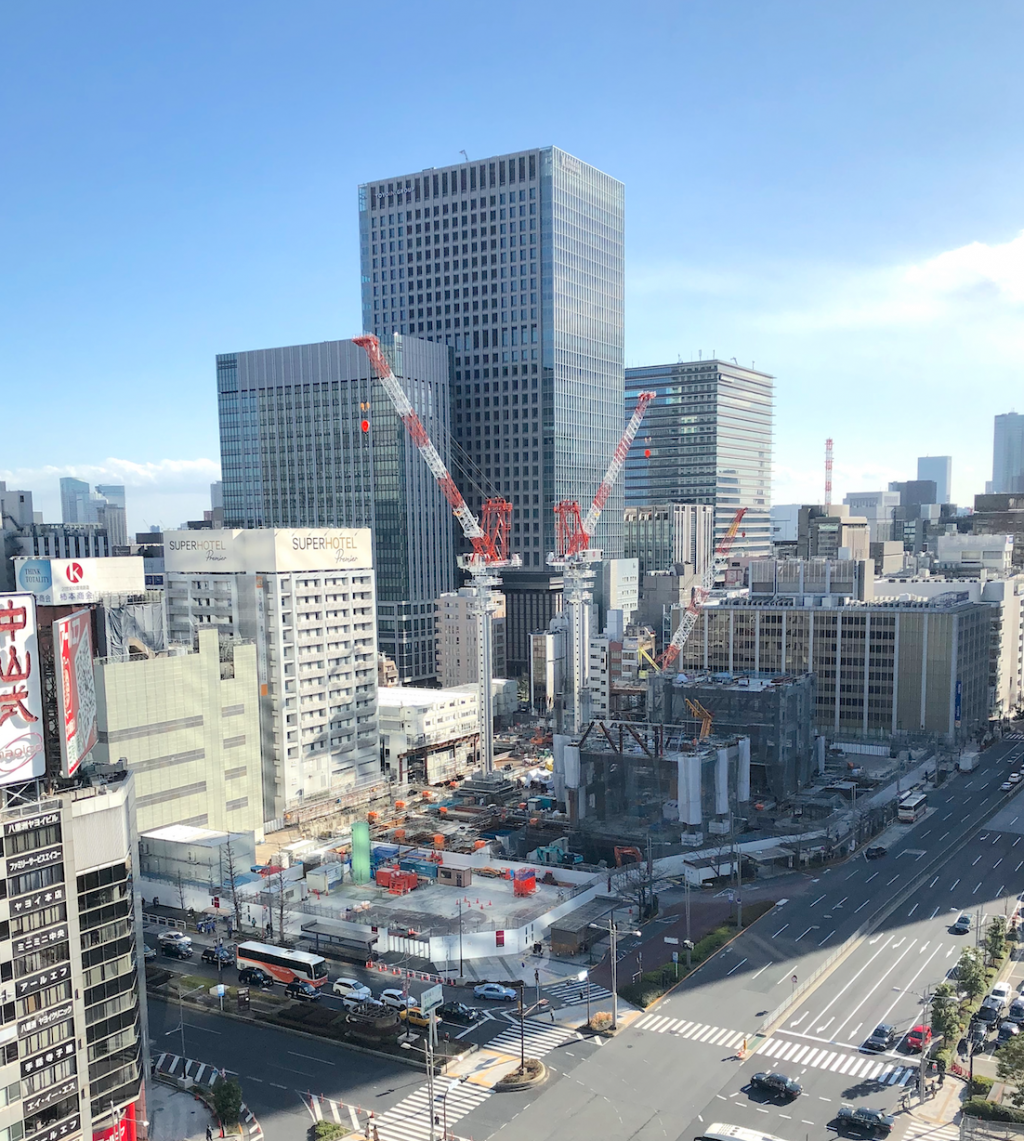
[{"left": 483, "top": 736, "right": 1024, "bottom": 1141}]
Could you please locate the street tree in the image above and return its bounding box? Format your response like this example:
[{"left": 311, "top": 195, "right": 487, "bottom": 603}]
[
  {"left": 987, "top": 916, "right": 1007, "bottom": 965},
  {"left": 930, "top": 982, "right": 960, "bottom": 1044},
  {"left": 223, "top": 838, "right": 243, "bottom": 935},
  {"left": 957, "top": 947, "right": 986, "bottom": 1004},
  {"left": 212, "top": 1077, "right": 243, "bottom": 1125},
  {"left": 997, "top": 1033, "right": 1024, "bottom": 1107}
]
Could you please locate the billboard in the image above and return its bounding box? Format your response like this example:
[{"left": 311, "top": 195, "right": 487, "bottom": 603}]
[
  {"left": 0, "top": 593, "right": 46, "bottom": 785},
  {"left": 163, "top": 529, "right": 373, "bottom": 574},
  {"left": 15, "top": 557, "right": 145, "bottom": 606},
  {"left": 53, "top": 610, "right": 98, "bottom": 778}
]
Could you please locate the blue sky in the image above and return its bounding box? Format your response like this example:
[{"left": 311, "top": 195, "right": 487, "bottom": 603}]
[{"left": 3, "top": 1, "right": 1022, "bottom": 533}]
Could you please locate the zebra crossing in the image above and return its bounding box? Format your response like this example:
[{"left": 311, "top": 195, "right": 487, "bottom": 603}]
[
  {"left": 486, "top": 1017, "right": 583, "bottom": 1057},
  {"left": 632, "top": 1013, "right": 746, "bottom": 1050},
  {"left": 355, "top": 1079, "right": 491, "bottom": 1141},
  {"left": 1006, "top": 733, "right": 1024, "bottom": 741},
  {"left": 758, "top": 1036, "right": 916, "bottom": 1085},
  {"left": 899, "top": 1119, "right": 960, "bottom": 1141},
  {"left": 545, "top": 979, "right": 615, "bottom": 1005}
]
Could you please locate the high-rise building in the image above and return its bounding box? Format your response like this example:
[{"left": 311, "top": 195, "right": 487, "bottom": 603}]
[
  {"left": 0, "top": 775, "right": 146, "bottom": 1141},
  {"left": 624, "top": 359, "right": 773, "bottom": 559},
  {"left": 216, "top": 335, "right": 456, "bottom": 683},
  {"left": 163, "top": 527, "right": 382, "bottom": 825},
  {"left": 94, "top": 485, "right": 125, "bottom": 511},
  {"left": 993, "top": 414, "right": 1024, "bottom": 495},
  {"left": 623, "top": 504, "right": 714, "bottom": 578},
  {"left": 436, "top": 587, "right": 507, "bottom": 687},
  {"left": 358, "top": 147, "right": 625, "bottom": 675},
  {"left": 916, "top": 457, "right": 952, "bottom": 505},
  {"left": 59, "top": 478, "right": 91, "bottom": 525}
]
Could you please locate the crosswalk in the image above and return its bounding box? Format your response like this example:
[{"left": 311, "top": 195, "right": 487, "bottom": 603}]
[
  {"left": 545, "top": 979, "right": 615, "bottom": 1005},
  {"left": 486, "top": 1017, "right": 583, "bottom": 1057},
  {"left": 153, "top": 1053, "right": 262, "bottom": 1140},
  {"left": 1006, "top": 733, "right": 1024, "bottom": 741},
  {"left": 899, "top": 1119, "right": 960, "bottom": 1141},
  {"left": 633, "top": 1013, "right": 746, "bottom": 1050},
  {"left": 758, "top": 1036, "right": 916, "bottom": 1085},
  {"left": 327, "top": 1079, "right": 491, "bottom": 1141}
]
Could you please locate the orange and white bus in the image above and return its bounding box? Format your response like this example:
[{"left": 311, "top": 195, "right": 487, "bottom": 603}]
[{"left": 235, "top": 941, "right": 328, "bottom": 986}]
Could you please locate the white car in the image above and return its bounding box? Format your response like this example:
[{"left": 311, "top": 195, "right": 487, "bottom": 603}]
[
  {"left": 473, "top": 983, "right": 517, "bottom": 1002},
  {"left": 332, "top": 978, "right": 372, "bottom": 1001},
  {"left": 158, "top": 930, "right": 192, "bottom": 946},
  {"left": 992, "top": 982, "right": 1012, "bottom": 1004},
  {"left": 1011, "top": 773, "right": 1022, "bottom": 784},
  {"left": 380, "top": 988, "right": 416, "bottom": 1010},
  {"left": 1003, "top": 782, "right": 1014, "bottom": 791}
]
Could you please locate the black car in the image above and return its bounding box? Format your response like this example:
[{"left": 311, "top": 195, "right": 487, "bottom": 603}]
[
  {"left": 971, "top": 1021, "right": 990, "bottom": 1047},
  {"left": 835, "top": 1106, "right": 894, "bottom": 1136},
  {"left": 863, "top": 1023, "right": 896, "bottom": 1052},
  {"left": 438, "top": 1001, "right": 481, "bottom": 1025},
  {"left": 238, "top": 966, "right": 274, "bottom": 988},
  {"left": 865, "top": 846, "right": 887, "bottom": 860},
  {"left": 951, "top": 914, "right": 972, "bottom": 935},
  {"left": 162, "top": 942, "right": 193, "bottom": 960},
  {"left": 975, "top": 1004, "right": 1000, "bottom": 1024},
  {"left": 201, "top": 946, "right": 233, "bottom": 966},
  {"left": 750, "top": 1072, "right": 802, "bottom": 1100},
  {"left": 285, "top": 980, "right": 321, "bottom": 1002}
]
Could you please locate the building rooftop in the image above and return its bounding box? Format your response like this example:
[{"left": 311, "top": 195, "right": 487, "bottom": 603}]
[
  {"left": 141, "top": 823, "right": 230, "bottom": 845},
  {"left": 378, "top": 686, "right": 477, "bottom": 709}
]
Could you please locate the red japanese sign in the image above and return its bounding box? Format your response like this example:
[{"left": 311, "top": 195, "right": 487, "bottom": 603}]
[
  {"left": 53, "top": 610, "right": 97, "bottom": 778},
  {"left": 0, "top": 593, "right": 45, "bottom": 785}
]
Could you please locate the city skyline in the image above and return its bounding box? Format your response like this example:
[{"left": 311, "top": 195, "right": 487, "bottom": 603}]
[{"left": 3, "top": 2, "right": 1022, "bottom": 529}]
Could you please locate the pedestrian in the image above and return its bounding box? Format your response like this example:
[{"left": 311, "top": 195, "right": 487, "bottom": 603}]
[{"left": 206, "top": 1124, "right": 213, "bottom": 1141}]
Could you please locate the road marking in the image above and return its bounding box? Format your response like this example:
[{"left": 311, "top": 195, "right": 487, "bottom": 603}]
[
  {"left": 997, "top": 884, "right": 1006, "bottom": 898},
  {"left": 908, "top": 904, "right": 918, "bottom": 917},
  {"left": 816, "top": 1018, "right": 835, "bottom": 1033},
  {"left": 930, "top": 907, "right": 940, "bottom": 919},
  {"left": 794, "top": 927, "right": 815, "bottom": 941},
  {"left": 835, "top": 897, "right": 848, "bottom": 908},
  {"left": 929, "top": 877, "right": 939, "bottom": 888},
  {"left": 727, "top": 958, "right": 748, "bottom": 976},
  {"left": 811, "top": 895, "right": 826, "bottom": 906},
  {"left": 995, "top": 859, "right": 1003, "bottom": 868},
  {"left": 939, "top": 831, "right": 951, "bottom": 840},
  {"left": 752, "top": 963, "right": 770, "bottom": 979},
  {"left": 886, "top": 874, "right": 900, "bottom": 885},
  {"left": 973, "top": 882, "right": 982, "bottom": 895},
  {"left": 849, "top": 1023, "right": 862, "bottom": 1039},
  {"left": 455, "top": 1025, "right": 476, "bottom": 1039},
  {"left": 855, "top": 899, "right": 870, "bottom": 912},
  {"left": 950, "top": 878, "right": 960, "bottom": 891},
  {"left": 866, "top": 872, "right": 879, "bottom": 883},
  {"left": 289, "top": 1052, "right": 329, "bottom": 1063},
  {"left": 819, "top": 930, "right": 834, "bottom": 946},
  {"left": 790, "top": 1012, "right": 809, "bottom": 1026},
  {"left": 772, "top": 924, "right": 790, "bottom": 938},
  {"left": 1014, "top": 838, "right": 1021, "bottom": 848},
  {"left": 973, "top": 856, "right": 982, "bottom": 866}
]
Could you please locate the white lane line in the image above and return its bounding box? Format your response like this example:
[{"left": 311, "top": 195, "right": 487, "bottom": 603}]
[
  {"left": 636, "top": 1014, "right": 654, "bottom": 1029},
  {"left": 752, "top": 963, "right": 770, "bottom": 979},
  {"left": 791, "top": 1045, "right": 812, "bottom": 1064},
  {"left": 928, "top": 877, "right": 939, "bottom": 888},
  {"left": 973, "top": 855, "right": 982, "bottom": 866},
  {"left": 950, "top": 878, "right": 960, "bottom": 891},
  {"left": 727, "top": 958, "right": 748, "bottom": 976},
  {"left": 818, "top": 930, "right": 835, "bottom": 946},
  {"left": 995, "top": 859, "right": 1003, "bottom": 868},
  {"left": 930, "top": 907, "right": 939, "bottom": 919},
  {"left": 855, "top": 899, "right": 870, "bottom": 912},
  {"left": 839, "top": 1055, "right": 856, "bottom": 1074},
  {"left": 973, "top": 882, "right": 982, "bottom": 895},
  {"left": 794, "top": 927, "right": 815, "bottom": 941},
  {"left": 810, "top": 895, "right": 826, "bottom": 906},
  {"left": 829, "top": 937, "right": 917, "bottom": 1039},
  {"left": 866, "top": 872, "right": 879, "bottom": 883},
  {"left": 938, "top": 831, "right": 951, "bottom": 840},
  {"left": 886, "top": 874, "right": 900, "bottom": 885},
  {"left": 908, "top": 904, "right": 918, "bottom": 917}
]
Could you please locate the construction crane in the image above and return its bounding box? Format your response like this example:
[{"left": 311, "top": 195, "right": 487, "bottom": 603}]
[
  {"left": 546, "top": 390, "right": 657, "bottom": 734},
  {"left": 684, "top": 697, "right": 714, "bottom": 739},
  {"left": 657, "top": 506, "right": 748, "bottom": 671},
  {"left": 354, "top": 334, "right": 520, "bottom": 775}
]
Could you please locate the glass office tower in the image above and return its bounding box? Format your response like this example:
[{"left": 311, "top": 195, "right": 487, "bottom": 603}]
[
  {"left": 217, "top": 335, "right": 456, "bottom": 683},
  {"left": 358, "top": 147, "right": 625, "bottom": 674},
  {"left": 624, "top": 359, "right": 773, "bottom": 559}
]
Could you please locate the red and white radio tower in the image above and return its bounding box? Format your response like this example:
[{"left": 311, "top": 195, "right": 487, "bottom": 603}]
[{"left": 824, "top": 437, "right": 834, "bottom": 510}]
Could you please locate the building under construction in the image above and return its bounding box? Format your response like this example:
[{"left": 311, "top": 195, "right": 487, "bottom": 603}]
[
  {"left": 649, "top": 672, "right": 817, "bottom": 800},
  {"left": 552, "top": 720, "right": 752, "bottom": 846}
]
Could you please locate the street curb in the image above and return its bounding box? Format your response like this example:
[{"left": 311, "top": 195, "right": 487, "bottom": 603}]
[
  {"left": 642, "top": 901, "right": 780, "bottom": 1013},
  {"left": 147, "top": 994, "right": 473, "bottom": 1075}
]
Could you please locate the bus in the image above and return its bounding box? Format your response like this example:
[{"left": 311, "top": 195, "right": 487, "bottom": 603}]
[
  {"left": 235, "top": 941, "right": 329, "bottom": 986},
  {"left": 695, "top": 1125, "right": 790, "bottom": 1141},
  {"left": 897, "top": 792, "right": 928, "bottom": 823}
]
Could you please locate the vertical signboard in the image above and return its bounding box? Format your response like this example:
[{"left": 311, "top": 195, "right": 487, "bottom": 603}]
[
  {"left": 53, "top": 610, "right": 98, "bottom": 778},
  {"left": 0, "top": 593, "right": 45, "bottom": 784}
]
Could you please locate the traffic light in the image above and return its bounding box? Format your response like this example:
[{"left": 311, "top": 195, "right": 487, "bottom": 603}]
[{"left": 212, "top": 896, "right": 220, "bottom": 909}]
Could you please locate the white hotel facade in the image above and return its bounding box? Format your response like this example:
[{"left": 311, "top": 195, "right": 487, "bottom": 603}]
[{"left": 163, "top": 528, "right": 381, "bottom": 825}]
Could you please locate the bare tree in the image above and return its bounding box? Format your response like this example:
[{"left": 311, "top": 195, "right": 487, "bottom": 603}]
[
  {"left": 176, "top": 869, "right": 186, "bottom": 913},
  {"left": 223, "top": 838, "right": 243, "bottom": 935},
  {"left": 274, "top": 870, "right": 287, "bottom": 945}
]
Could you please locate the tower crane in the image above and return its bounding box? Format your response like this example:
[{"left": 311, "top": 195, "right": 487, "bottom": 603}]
[
  {"left": 658, "top": 506, "right": 747, "bottom": 671},
  {"left": 354, "top": 334, "right": 520, "bottom": 775},
  {"left": 546, "top": 390, "right": 657, "bottom": 733}
]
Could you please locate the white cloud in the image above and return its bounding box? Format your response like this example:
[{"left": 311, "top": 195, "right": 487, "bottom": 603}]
[{"left": 0, "top": 457, "right": 220, "bottom": 534}]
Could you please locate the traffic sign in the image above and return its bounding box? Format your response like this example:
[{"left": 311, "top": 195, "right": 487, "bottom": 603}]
[
  {"left": 420, "top": 984, "right": 443, "bottom": 1012},
  {"left": 664, "top": 936, "right": 679, "bottom": 945}
]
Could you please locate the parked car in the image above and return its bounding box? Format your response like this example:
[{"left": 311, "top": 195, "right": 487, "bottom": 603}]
[
  {"left": 143, "top": 945, "right": 157, "bottom": 962},
  {"left": 991, "top": 982, "right": 1012, "bottom": 1004},
  {"left": 380, "top": 988, "right": 416, "bottom": 1010},
  {"left": 835, "top": 1106, "right": 895, "bottom": 1136},
  {"left": 975, "top": 1001, "right": 1001, "bottom": 1024},
  {"left": 342, "top": 994, "right": 385, "bottom": 1012},
  {"left": 1008, "top": 999, "right": 1024, "bottom": 1024},
  {"left": 473, "top": 983, "right": 517, "bottom": 1002},
  {"left": 905, "top": 1025, "right": 932, "bottom": 1052},
  {"left": 951, "top": 914, "right": 972, "bottom": 934},
  {"left": 997, "top": 1022, "right": 1020, "bottom": 1046},
  {"left": 399, "top": 1006, "right": 432, "bottom": 1027},
  {"left": 332, "top": 978, "right": 373, "bottom": 1001},
  {"left": 1002, "top": 782, "right": 1014, "bottom": 792},
  {"left": 158, "top": 930, "right": 192, "bottom": 948},
  {"left": 863, "top": 1024, "right": 896, "bottom": 1052},
  {"left": 437, "top": 1001, "right": 481, "bottom": 1024},
  {"left": 162, "top": 941, "right": 193, "bottom": 960},
  {"left": 202, "top": 946, "right": 233, "bottom": 966},
  {"left": 285, "top": 980, "right": 321, "bottom": 1002},
  {"left": 750, "top": 1072, "right": 802, "bottom": 1101},
  {"left": 970, "top": 1020, "right": 989, "bottom": 1047},
  {"left": 865, "top": 846, "right": 887, "bottom": 860},
  {"left": 1011, "top": 773, "right": 1022, "bottom": 784},
  {"left": 238, "top": 966, "right": 274, "bottom": 988}
]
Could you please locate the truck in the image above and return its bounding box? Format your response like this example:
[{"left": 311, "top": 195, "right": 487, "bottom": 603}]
[{"left": 958, "top": 752, "right": 979, "bottom": 773}]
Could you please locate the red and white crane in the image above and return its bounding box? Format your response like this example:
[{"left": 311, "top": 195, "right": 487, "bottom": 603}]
[
  {"left": 354, "top": 334, "right": 520, "bottom": 774},
  {"left": 658, "top": 507, "right": 747, "bottom": 671},
  {"left": 546, "top": 390, "right": 657, "bottom": 733}
]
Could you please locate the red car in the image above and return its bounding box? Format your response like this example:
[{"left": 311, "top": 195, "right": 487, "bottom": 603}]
[{"left": 906, "top": 1025, "right": 932, "bottom": 1052}]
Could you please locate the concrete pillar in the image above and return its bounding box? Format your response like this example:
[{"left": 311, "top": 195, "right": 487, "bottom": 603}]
[
  {"left": 715, "top": 747, "right": 729, "bottom": 815},
  {"left": 678, "top": 754, "right": 702, "bottom": 826},
  {"left": 738, "top": 737, "right": 751, "bottom": 802}
]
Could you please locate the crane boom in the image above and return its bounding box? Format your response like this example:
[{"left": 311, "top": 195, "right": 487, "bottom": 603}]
[
  {"left": 659, "top": 507, "right": 747, "bottom": 670},
  {"left": 353, "top": 334, "right": 489, "bottom": 551}
]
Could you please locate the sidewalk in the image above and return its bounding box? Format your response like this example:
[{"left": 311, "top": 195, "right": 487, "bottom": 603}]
[
  {"left": 148, "top": 1081, "right": 218, "bottom": 1141},
  {"left": 903, "top": 1075, "right": 964, "bottom": 1128}
]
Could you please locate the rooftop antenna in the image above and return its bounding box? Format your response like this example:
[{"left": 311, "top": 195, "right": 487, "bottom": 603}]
[{"left": 459, "top": 149, "right": 469, "bottom": 162}]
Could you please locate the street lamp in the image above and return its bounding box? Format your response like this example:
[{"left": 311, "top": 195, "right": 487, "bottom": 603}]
[
  {"left": 577, "top": 969, "right": 591, "bottom": 1028},
  {"left": 589, "top": 917, "right": 642, "bottom": 1030},
  {"left": 441, "top": 1078, "right": 460, "bottom": 1141},
  {"left": 166, "top": 984, "right": 206, "bottom": 1061}
]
